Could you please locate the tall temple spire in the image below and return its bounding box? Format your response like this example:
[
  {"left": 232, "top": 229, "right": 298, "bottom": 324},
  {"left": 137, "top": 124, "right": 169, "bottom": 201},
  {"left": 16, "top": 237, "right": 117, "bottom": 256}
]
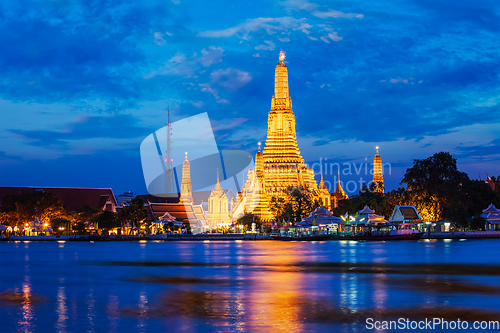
[
  {"left": 263, "top": 50, "right": 305, "bottom": 167},
  {"left": 318, "top": 165, "right": 331, "bottom": 209},
  {"left": 230, "top": 51, "right": 319, "bottom": 222},
  {"left": 373, "top": 146, "right": 384, "bottom": 193},
  {"left": 180, "top": 152, "right": 193, "bottom": 203},
  {"left": 255, "top": 142, "right": 264, "bottom": 180},
  {"left": 319, "top": 165, "right": 327, "bottom": 189},
  {"left": 214, "top": 168, "right": 223, "bottom": 192},
  {"left": 334, "top": 169, "right": 348, "bottom": 202}
]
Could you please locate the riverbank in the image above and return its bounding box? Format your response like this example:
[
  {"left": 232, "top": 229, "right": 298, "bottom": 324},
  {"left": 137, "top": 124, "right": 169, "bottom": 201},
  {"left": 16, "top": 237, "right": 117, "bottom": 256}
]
[
  {"left": 2, "top": 231, "right": 500, "bottom": 241},
  {"left": 1, "top": 233, "right": 273, "bottom": 241}
]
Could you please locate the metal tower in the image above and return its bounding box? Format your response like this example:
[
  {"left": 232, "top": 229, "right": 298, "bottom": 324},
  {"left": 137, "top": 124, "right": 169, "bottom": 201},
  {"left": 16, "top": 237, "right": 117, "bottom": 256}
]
[{"left": 164, "top": 106, "right": 175, "bottom": 194}]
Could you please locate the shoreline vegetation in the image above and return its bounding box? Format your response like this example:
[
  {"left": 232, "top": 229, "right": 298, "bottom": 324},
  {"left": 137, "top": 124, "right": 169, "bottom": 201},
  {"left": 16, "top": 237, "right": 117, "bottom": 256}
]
[{"left": 2, "top": 230, "right": 500, "bottom": 242}]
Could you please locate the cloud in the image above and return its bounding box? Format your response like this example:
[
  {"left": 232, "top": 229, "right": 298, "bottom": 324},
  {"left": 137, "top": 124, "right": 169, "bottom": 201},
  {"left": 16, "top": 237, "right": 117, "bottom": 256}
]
[
  {"left": 456, "top": 138, "right": 500, "bottom": 160},
  {"left": 320, "top": 32, "right": 342, "bottom": 43},
  {"left": 0, "top": 1, "right": 181, "bottom": 104},
  {"left": 390, "top": 78, "right": 409, "bottom": 84},
  {"left": 9, "top": 114, "right": 152, "bottom": 148},
  {"left": 281, "top": 0, "right": 364, "bottom": 19},
  {"left": 255, "top": 40, "right": 276, "bottom": 50},
  {"left": 278, "top": 37, "right": 290, "bottom": 42},
  {"left": 311, "top": 10, "right": 363, "bottom": 19},
  {"left": 197, "top": 17, "right": 312, "bottom": 39},
  {"left": 154, "top": 32, "right": 166, "bottom": 45},
  {"left": 191, "top": 101, "right": 205, "bottom": 108},
  {"left": 199, "top": 46, "right": 224, "bottom": 66},
  {"left": 145, "top": 46, "right": 224, "bottom": 78},
  {"left": 210, "top": 118, "right": 248, "bottom": 132},
  {"left": 210, "top": 68, "right": 252, "bottom": 90},
  {"left": 199, "top": 68, "right": 252, "bottom": 103},
  {"left": 199, "top": 83, "right": 230, "bottom": 104}
]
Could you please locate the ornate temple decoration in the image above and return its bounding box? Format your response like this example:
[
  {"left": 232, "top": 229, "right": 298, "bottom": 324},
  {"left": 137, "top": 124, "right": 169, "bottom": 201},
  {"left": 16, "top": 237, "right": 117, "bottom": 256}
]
[
  {"left": 207, "top": 170, "right": 230, "bottom": 230},
  {"left": 262, "top": 50, "right": 318, "bottom": 195},
  {"left": 180, "top": 152, "right": 193, "bottom": 203},
  {"left": 332, "top": 170, "right": 349, "bottom": 208},
  {"left": 373, "top": 146, "right": 384, "bottom": 193},
  {"left": 318, "top": 166, "right": 331, "bottom": 209},
  {"left": 230, "top": 51, "right": 321, "bottom": 222}
]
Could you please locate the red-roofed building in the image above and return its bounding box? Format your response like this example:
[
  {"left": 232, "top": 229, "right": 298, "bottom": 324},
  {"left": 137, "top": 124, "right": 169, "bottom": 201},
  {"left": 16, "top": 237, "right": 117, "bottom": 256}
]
[{"left": 0, "top": 186, "right": 117, "bottom": 212}]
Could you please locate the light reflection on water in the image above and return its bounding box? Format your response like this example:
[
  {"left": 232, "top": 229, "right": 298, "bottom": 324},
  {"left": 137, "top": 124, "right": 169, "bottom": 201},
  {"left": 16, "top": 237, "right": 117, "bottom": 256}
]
[
  {"left": 56, "top": 281, "right": 67, "bottom": 333},
  {"left": 87, "top": 288, "right": 96, "bottom": 333},
  {"left": 0, "top": 240, "right": 499, "bottom": 332},
  {"left": 20, "top": 277, "right": 34, "bottom": 333}
]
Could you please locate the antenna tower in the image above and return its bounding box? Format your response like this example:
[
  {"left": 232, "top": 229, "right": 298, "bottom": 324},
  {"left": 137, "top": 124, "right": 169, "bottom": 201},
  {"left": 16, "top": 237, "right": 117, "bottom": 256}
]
[{"left": 164, "top": 105, "right": 175, "bottom": 194}]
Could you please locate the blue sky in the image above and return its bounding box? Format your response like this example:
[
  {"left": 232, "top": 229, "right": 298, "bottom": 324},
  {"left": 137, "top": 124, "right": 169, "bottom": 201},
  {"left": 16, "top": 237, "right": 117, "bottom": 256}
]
[{"left": 0, "top": 0, "right": 499, "bottom": 196}]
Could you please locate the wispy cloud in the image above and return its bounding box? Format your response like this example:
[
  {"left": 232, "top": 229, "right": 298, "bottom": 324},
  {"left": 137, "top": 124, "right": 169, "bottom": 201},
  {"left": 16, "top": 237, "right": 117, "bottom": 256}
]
[
  {"left": 281, "top": 0, "right": 364, "bottom": 19},
  {"left": 145, "top": 46, "right": 224, "bottom": 78},
  {"left": 255, "top": 40, "right": 276, "bottom": 50},
  {"left": 197, "top": 17, "right": 312, "bottom": 39},
  {"left": 199, "top": 68, "right": 252, "bottom": 103},
  {"left": 320, "top": 32, "right": 342, "bottom": 43}
]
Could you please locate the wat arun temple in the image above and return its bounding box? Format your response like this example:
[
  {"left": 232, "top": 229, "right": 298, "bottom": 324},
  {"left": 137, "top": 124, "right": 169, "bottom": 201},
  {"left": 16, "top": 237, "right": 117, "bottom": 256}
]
[
  {"left": 165, "top": 50, "right": 383, "bottom": 231},
  {"left": 228, "top": 50, "right": 331, "bottom": 223}
]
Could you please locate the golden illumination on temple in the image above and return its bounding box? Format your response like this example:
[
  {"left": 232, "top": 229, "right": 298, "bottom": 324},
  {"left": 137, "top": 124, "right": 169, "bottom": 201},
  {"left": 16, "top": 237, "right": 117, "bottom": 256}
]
[
  {"left": 231, "top": 50, "right": 321, "bottom": 222},
  {"left": 262, "top": 50, "right": 318, "bottom": 194},
  {"left": 207, "top": 170, "right": 230, "bottom": 229},
  {"left": 332, "top": 170, "right": 349, "bottom": 208},
  {"left": 373, "top": 146, "right": 384, "bottom": 193}
]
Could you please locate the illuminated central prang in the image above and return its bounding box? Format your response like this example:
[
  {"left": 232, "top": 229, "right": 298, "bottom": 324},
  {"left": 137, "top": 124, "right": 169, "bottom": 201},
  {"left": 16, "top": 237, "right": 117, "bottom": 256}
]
[
  {"left": 262, "top": 50, "right": 318, "bottom": 195},
  {"left": 230, "top": 50, "right": 320, "bottom": 223}
]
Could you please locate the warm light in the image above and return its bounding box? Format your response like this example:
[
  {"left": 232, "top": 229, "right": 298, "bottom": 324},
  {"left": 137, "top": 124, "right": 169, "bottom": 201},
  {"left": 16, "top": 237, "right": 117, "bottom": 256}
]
[
  {"left": 279, "top": 49, "right": 285, "bottom": 62},
  {"left": 376, "top": 146, "right": 379, "bottom": 150},
  {"left": 44, "top": 223, "right": 48, "bottom": 227}
]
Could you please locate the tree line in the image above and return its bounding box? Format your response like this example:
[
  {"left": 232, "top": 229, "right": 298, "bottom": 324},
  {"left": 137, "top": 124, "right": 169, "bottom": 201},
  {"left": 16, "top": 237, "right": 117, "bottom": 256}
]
[
  {"left": 333, "top": 152, "right": 499, "bottom": 229},
  {"left": 240, "top": 152, "right": 499, "bottom": 230},
  {"left": 0, "top": 195, "right": 148, "bottom": 235}
]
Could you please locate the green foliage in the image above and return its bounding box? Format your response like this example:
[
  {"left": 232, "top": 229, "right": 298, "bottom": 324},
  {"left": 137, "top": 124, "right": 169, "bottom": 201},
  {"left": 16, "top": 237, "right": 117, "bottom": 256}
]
[
  {"left": 335, "top": 183, "right": 393, "bottom": 219},
  {"left": 270, "top": 185, "right": 321, "bottom": 224},
  {"left": 400, "top": 152, "right": 470, "bottom": 223},
  {"left": 50, "top": 217, "right": 72, "bottom": 234},
  {"left": 0, "top": 192, "right": 70, "bottom": 226},
  {"left": 93, "top": 210, "right": 119, "bottom": 231},
  {"left": 237, "top": 213, "right": 261, "bottom": 228},
  {"left": 331, "top": 152, "right": 499, "bottom": 225},
  {"left": 119, "top": 197, "right": 147, "bottom": 228},
  {"left": 469, "top": 216, "right": 486, "bottom": 231}
]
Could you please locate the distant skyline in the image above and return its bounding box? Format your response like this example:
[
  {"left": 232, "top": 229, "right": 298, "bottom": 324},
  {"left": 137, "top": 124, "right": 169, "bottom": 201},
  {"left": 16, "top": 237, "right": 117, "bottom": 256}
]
[{"left": 1, "top": 0, "right": 499, "bottom": 196}]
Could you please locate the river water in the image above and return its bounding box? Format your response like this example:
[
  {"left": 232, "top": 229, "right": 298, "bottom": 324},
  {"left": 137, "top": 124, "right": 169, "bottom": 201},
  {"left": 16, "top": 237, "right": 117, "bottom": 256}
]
[{"left": 0, "top": 239, "right": 499, "bottom": 332}]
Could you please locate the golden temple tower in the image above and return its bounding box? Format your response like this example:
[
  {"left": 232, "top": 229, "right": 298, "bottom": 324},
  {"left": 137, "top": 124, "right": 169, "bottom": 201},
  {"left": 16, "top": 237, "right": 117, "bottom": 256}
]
[
  {"left": 180, "top": 152, "right": 193, "bottom": 203},
  {"left": 262, "top": 50, "right": 318, "bottom": 195},
  {"left": 318, "top": 166, "right": 331, "bottom": 209},
  {"left": 249, "top": 143, "right": 274, "bottom": 220},
  {"left": 332, "top": 170, "right": 349, "bottom": 208},
  {"left": 229, "top": 51, "right": 320, "bottom": 223},
  {"left": 373, "top": 146, "right": 384, "bottom": 193}
]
